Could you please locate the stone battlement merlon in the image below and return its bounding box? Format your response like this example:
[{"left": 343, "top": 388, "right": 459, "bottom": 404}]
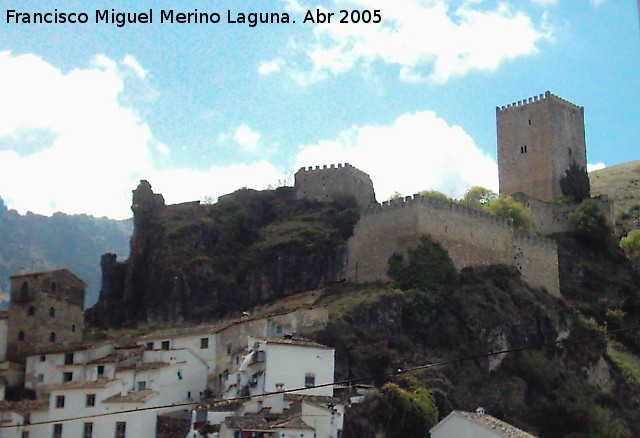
[
  {"left": 365, "top": 194, "right": 514, "bottom": 230},
  {"left": 297, "top": 163, "right": 352, "bottom": 172},
  {"left": 496, "top": 91, "right": 583, "bottom": 113}
]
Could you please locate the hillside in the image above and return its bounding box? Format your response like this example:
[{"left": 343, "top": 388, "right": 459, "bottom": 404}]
[
  {"left": 590, "top": 160, "right": 640, "bottom": 235},
  {"left": 0, "top": 197, "right": 132, "bottom": 307}
]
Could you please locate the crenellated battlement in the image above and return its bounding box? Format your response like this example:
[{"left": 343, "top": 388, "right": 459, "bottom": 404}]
[
  {"left": 294, "top": 163, "right": 376, "bottom": 209},
  {"left": 496, "top": 90, "right": 583, "bottom": 113}
]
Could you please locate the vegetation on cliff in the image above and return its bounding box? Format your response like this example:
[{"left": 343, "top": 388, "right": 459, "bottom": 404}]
[
  {"left": 590, "top": 160, "right": 640, "bottom": 235},
  {"left": 86, "top": 186, "right": 360, "bottom": 326}
]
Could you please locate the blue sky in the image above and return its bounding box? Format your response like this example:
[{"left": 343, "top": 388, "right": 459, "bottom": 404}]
[{"left": 0, "top": 0, "right": 638, "bottom": 219}]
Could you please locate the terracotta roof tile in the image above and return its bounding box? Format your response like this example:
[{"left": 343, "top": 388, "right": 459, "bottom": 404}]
[
  {"left": 102, "top": 389, "right": 158, "bottom": 404},
  {"left": 449, "top": 411, "right": 538, "bottom": 438}
]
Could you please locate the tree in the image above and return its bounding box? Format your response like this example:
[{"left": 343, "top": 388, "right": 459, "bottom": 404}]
[
  {"left": 569, "top": 201, "right": 612, "bottom": 248},
  {"left": 461, "top": 186, "right": 497, "bottom": 208},
  {"left": 388, "top": 235, "right": 456, "bottom": 291},
  {"left": 620, "top": 230, "right": 640, "bottom": 264},
  {"left": 418, "top": 189, "right": 450, "bottom": 202},
  {"left": 560, "top": 163, "right": 590, "bottom": 202},
  {"left": 377, "top": 382, "right": 439, "bottom": 438},
  {"left": 486, "top": 196, "right": 534, "bottom": 232}
]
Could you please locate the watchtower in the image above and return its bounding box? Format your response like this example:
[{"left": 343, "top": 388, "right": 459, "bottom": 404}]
[
  {"left": 7, "top": 269, "right": 85, "bottom": 360},
  {"left": 497, "top": 91, "right": 588, "bottom": 202},
  {"left": 294, "top": 163, "right": 376, "bottom": 209}
]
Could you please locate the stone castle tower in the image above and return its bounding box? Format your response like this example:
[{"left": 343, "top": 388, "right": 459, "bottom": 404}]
[
  {"left": 7, "top": 269, "right": 85, "bottom": 360},
  {"left": 497, "top": 91, "right": 588, "bottom": 202}
]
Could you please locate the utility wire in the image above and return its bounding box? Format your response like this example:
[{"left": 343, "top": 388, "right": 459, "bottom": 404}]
[{"left": 1, "top": 323, "right": 637, "bottom": 429}]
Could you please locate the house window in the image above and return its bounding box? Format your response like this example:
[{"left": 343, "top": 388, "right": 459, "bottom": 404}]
[
  {"left": 177, "top": 370, "right": 183, "bottom": 380},
  {"left": 276, "top": 325, "right": 283, "bottom": 335},
  {"left": 146, "top": 342, "right": 154, "bottom": 350},
  {"left": 115, "top": 421, "right": 126, "bottom": 438},
  {"left": 53, "top": 423, "right": 63, "bottom": 438},
  {"left": 55, "top": 395, "right": 65, "bottom": 408},
  {"left": 72, "top": 324, "right": 76, "bottom": 332},
  {"left": 23, "top": 413, "right": 31, "bottom": 425},
  {"left": 40, "top": 354, "right": 46, "bottom": 362},
  {"left": 18, "top": 331, "right": 25, "bottom": 341},
  {"left": 37, "top": 374, "right": 44, "bottom": 382},
  {"left": 568, "top": 148, "right": 572, "bottom": 156},
  {"left": 161, "top": 341, "right": 170, "bottom": 350},
  {"left": 27, "top": 306, "right": 35, "bottom": 316},
  {"left": 200, "top": 337, "right": 209, "bottom": 349},
  {"left": 520, "top": 145, "right": 528, "bottom": 154},
  {"left": 187, "top": 391, "right": 191, "bottom": 399},
  {"left": 20, "top": 282, "right": 29, "bottom": 299},
  {"left": 137, "top": 381, "right": 146, "bottom": 391},
  {"left": 49, "top": 332, "right": 56, "bottom": 342},
  {"left": 227, "top": 343, "right": 232, "bottom": 355},
  {"left": 305, "top": 373, "right": 316, "bottom": 388},
  {"left": 21, "top": 431, "right": 29, "bottom": 438},
  {"left": 97, "top": 365, "right": 105, "bottom": 376},
  {"left": 528, "top": 119, "right": 532, "bottom": 125},
  {"left": 86, "top": 393, "right": 96, "bottom": 407},
  {"left": 83, "top": 422, "right": 93, "bottom": 438},
  {"left": 65, "top": 353, "right": 74, "bottom": 365},
  {"left": 63, "top": 372, "right": 73, "bottom": 383},
  {"left": 49, "top": 307, "right": 55, "bottom": 317},
  {"left": 50, "top": 282, "right": 57, "bottom": 292}
]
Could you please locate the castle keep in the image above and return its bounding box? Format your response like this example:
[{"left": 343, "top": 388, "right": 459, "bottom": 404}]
[{"left": 497, "top": 91, "right": 587, "bottom": 202}]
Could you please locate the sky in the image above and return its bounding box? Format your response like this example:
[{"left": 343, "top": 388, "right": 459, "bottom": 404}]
[{"left": 0, "top": 0, "right": 638, "bottom": 219}]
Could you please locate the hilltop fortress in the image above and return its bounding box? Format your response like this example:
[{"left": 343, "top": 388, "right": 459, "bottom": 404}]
[
  {"left": 90, "top": 92, "right": 614, "bottom": 327},
  {"left": 294, "top": 91, "right": 614, "bottom": 297}
]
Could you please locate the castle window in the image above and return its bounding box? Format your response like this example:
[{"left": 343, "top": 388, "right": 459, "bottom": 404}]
[
  {"left": 50, "top": 282, "right": 57, "bottom": 292},
  {"left": 528, "top": 119, "right": 532, "bottom": 125},
  {"left": 49, "top": 307, "right": 55, "bottom": 317},
  {"left": 72, "top": 324, "right": 76, "bottom": 332},
  {"left": 27, "top": 306, "right": 35, "bottom": 316},
  {"left": 18, "top": 331, "right": 25, "bottom": 341},
  {"left": 568, "top": 148, "right": 572, "bottom": 156},
  {"left": 37, "top": 374, "right": 44, "bottom": 382},
  {"left": 49, "top": 332, "right": 56, "bottom": 342},
  {"left": 20, "top": 282, "right": 29, "bottom": 299}
]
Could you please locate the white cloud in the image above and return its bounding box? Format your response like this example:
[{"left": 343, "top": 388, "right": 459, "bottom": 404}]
[
  {"left": 155, "top": 142, "right": 171, "bottom": 155},
  {"left": 530, "top": 0, "right": 557, "bottom": 6},
  {"left": 587, "top": 162, "right": 606, "bottom": 172},
  {"left": 272, "top": 0, "right": 552, "bottom": 84},
  {"left": 122, "top": 54, "right": 148, "bottom": 79},
  {"left": 234, "top": 124, "right": 261, "bottom": 152},
  {"left": 294, "top": 111, "right": 498, "bottom": 200},
  {"left": 0, "top": 52, "right": 283, "bottom": 219},
  {"left": 258, "top": 58, "right": 284, "bottom": 75}
]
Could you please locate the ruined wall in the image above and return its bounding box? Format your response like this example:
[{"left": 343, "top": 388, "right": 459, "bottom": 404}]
[
  {"left": 514, "top": 193, "right": 615, "bottom": 235},
  {"left": 7, "top": 269, "right": 85, "bottom": 360},
  {"left": 497, "top": 91, "right": 587, "bottom": 203},
  {"left": 294, "top": 163, "right": 377, "bottom": 209},
  {"left": 346, "top": 195, "right": 560, "bottom": 296}
]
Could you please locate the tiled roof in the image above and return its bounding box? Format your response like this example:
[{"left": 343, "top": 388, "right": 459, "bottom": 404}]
[
  {"left": 435, "top": 411, "right": 538, "bottom": 438},
  {"left": 102, "top": 390, "right": 158, "bottom": 404},
  {"left": 26, "top": 341, "right": 113, "bottom": 356},
  {"left": 138, "top": 321, "right": 232, "bottom": 341},
  {"left": 0, "top": 400, "right": 49, "bottom": 413},
  {"left": 225, "top": 415, "right": 271, "bottom": 431},
  {"left": 48, "top": 378, "right": 118, "bottom": 391},
  {"left": 206, "top": 399, "right": 245, "bottom": 412},
  {"left": 284, "top": 394, "right": 342, "bottom": 405},
  {"left": 116, "top": 361, "right": 170, "bottom": 372},
  {"left": 269, "top": 416, "right": 314, "bottom": 431},
  {"left": 266, "top": 337, "right": 331, "bottom": 349},
  {"left": 10, "top": 268, "right": 86, "bottom": 284}
]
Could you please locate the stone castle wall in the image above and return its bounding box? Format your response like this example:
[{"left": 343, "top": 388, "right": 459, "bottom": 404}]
[
  {"left": 514, "top": 193, "right": 615, "bottom": 235},
  {"left": 294, "top": 163, "right": 376, "bottom": 209},
  {"left": 345, "top": 195, "right": 560, "bottom": 296}
]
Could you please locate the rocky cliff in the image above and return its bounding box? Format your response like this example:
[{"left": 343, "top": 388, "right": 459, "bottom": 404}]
[{"left": 86, "top": 181, "right": 359, "bottom": 327}]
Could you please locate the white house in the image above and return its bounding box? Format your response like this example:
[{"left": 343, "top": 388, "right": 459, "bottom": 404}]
[
  {"left": 223, "top": 336, "right": 335, "bottom": 399},
  {"left": 430, "top": 409, "right": 538, "bottom": 438}
]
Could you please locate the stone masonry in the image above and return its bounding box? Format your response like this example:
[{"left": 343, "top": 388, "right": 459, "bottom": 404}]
[
  {"left": 7, "top": 269, "right": 85, "bottom": 360},
  {"left": 294, "top": 163, "right": 376, "bottom": 209}
]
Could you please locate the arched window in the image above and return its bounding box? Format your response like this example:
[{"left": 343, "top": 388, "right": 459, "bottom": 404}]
[
  {"left": 18, "top": 331, "right": 25, "bottom": 341},
  {"left": 27, "top": 306, "right": 35, "bottom": 316},
  {"left": 49, "top": 307, "right": 55, "bottom": 317},
  {"left": 49, "top": 332, "right": 56, "bottom": 342}
]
